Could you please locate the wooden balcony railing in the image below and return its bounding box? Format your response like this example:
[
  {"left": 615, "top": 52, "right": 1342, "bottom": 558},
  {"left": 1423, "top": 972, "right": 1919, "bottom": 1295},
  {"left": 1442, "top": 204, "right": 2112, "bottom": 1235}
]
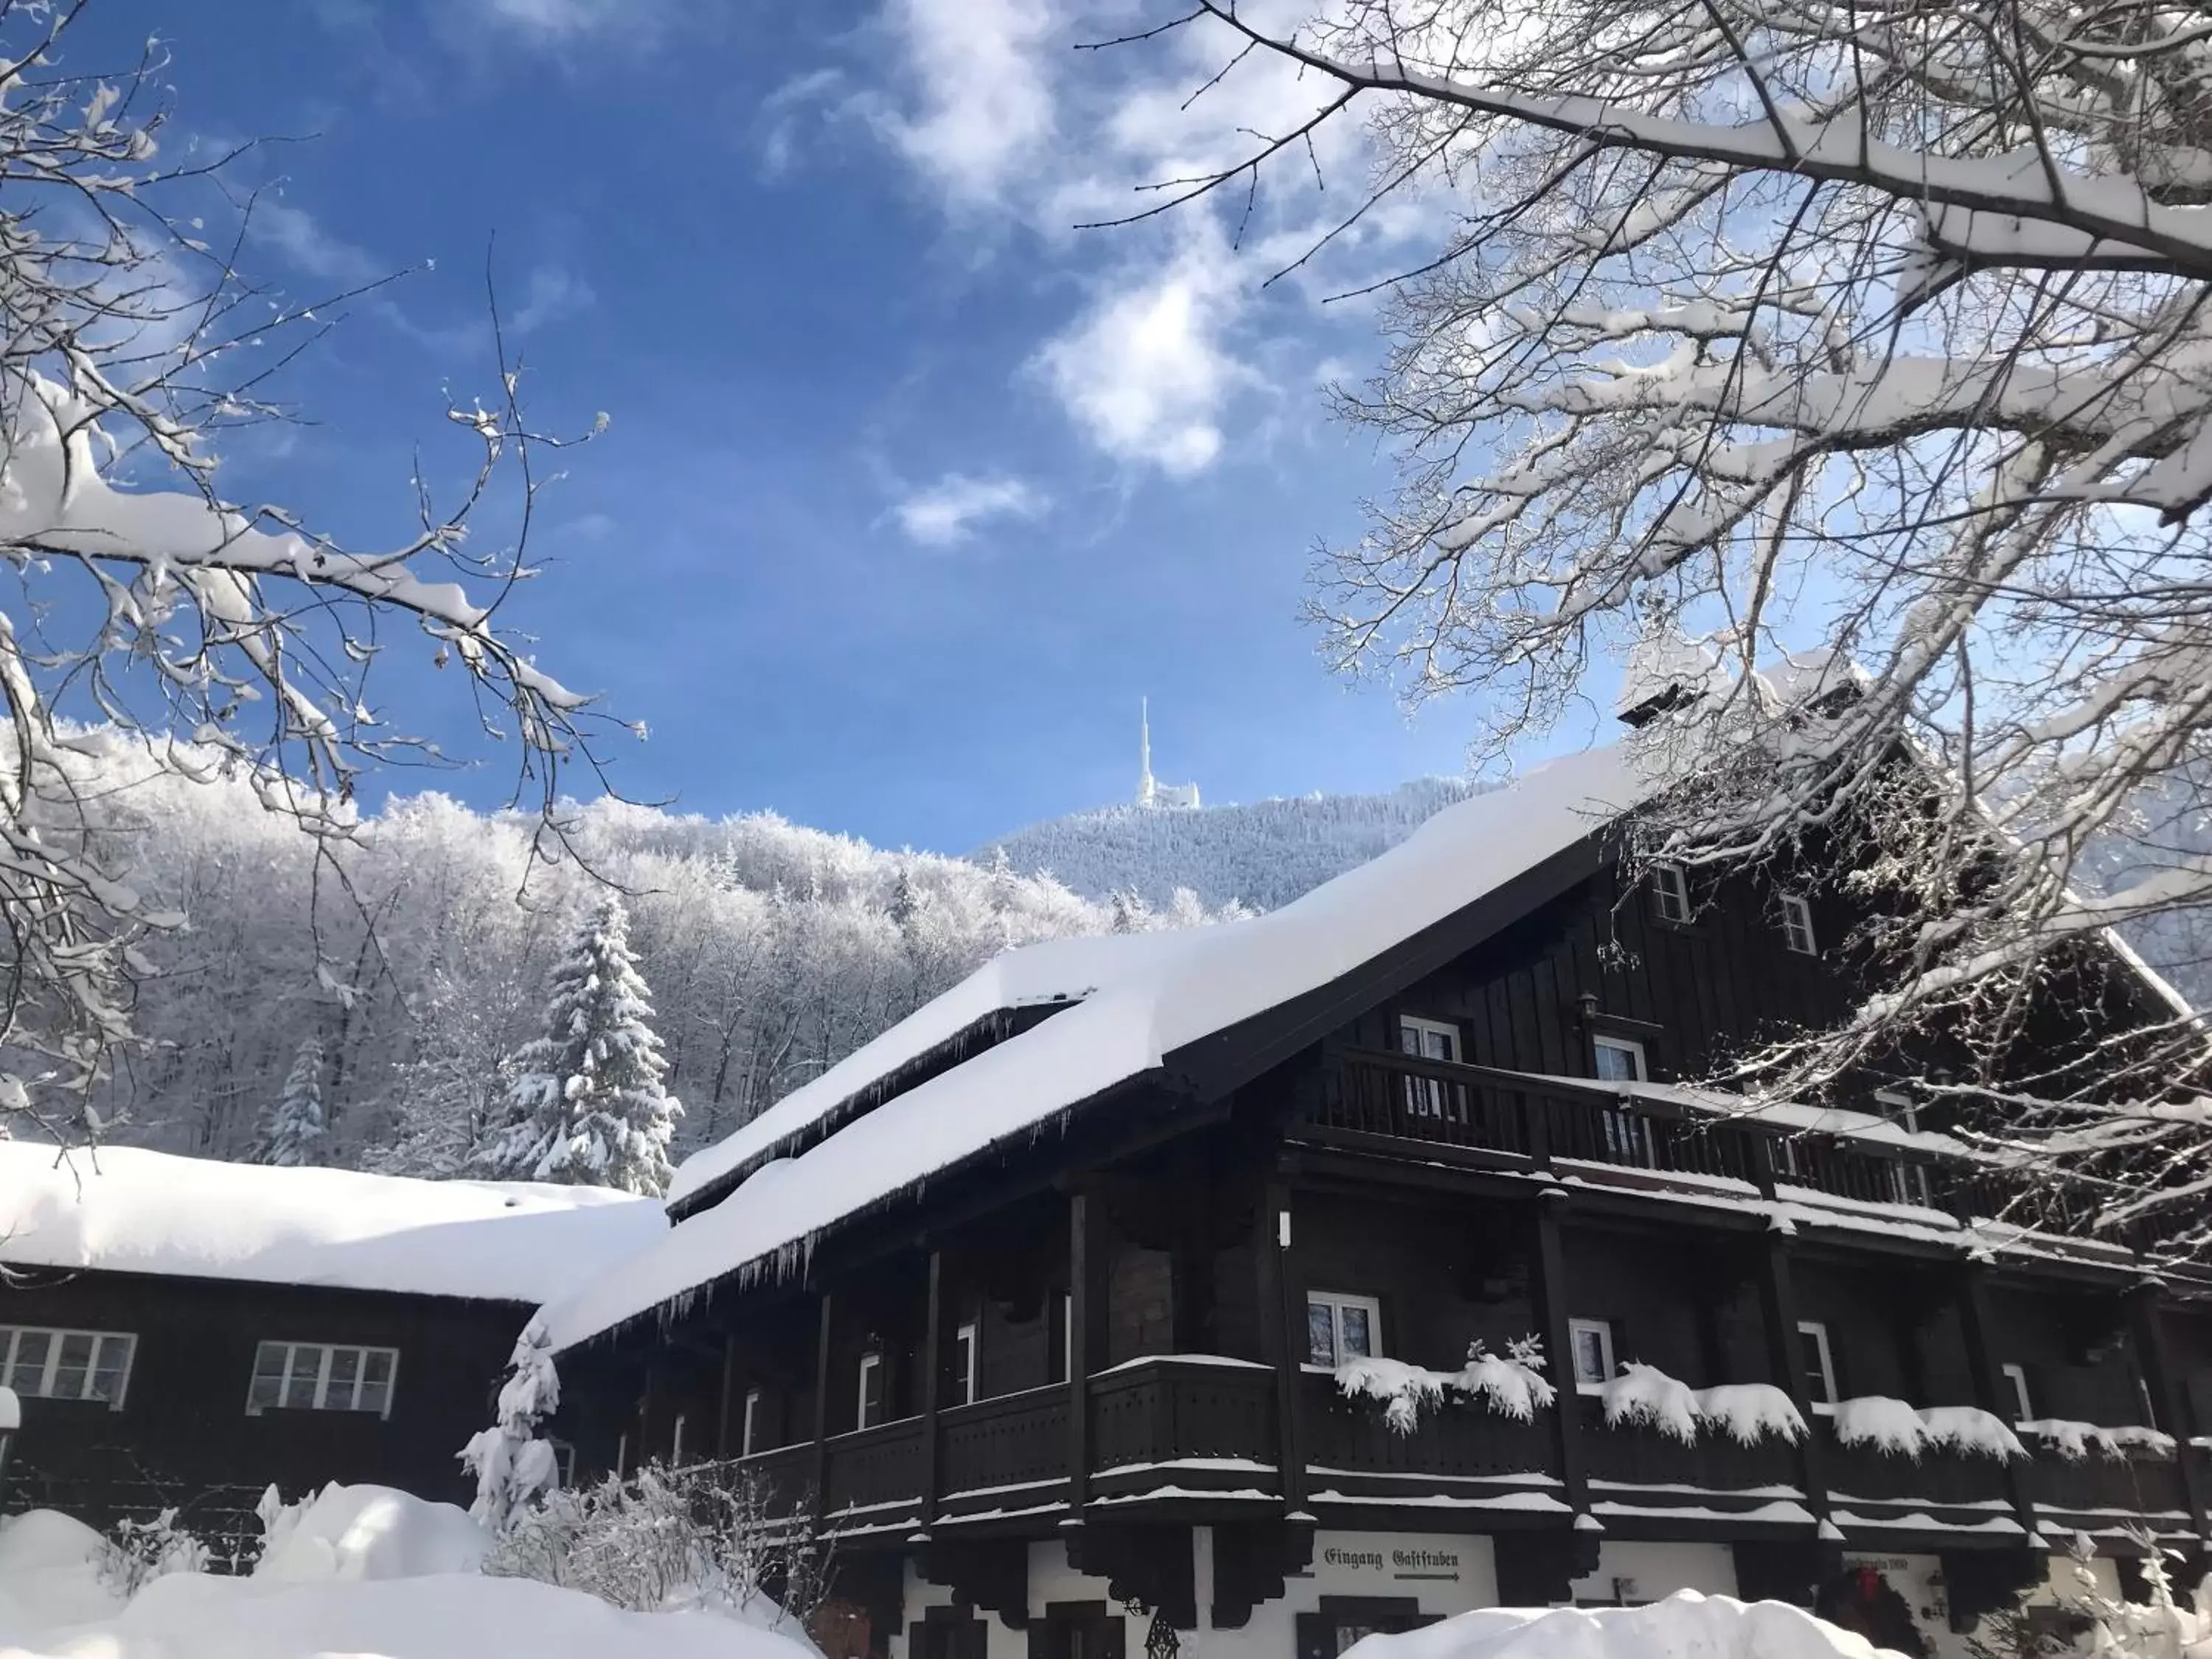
[
  {"left": 1311, "top": 1046, "right": 2035, "bottom": 1226},
  {"left": 720, "top": 1354, "right": 2206, "bottom": 1547}
]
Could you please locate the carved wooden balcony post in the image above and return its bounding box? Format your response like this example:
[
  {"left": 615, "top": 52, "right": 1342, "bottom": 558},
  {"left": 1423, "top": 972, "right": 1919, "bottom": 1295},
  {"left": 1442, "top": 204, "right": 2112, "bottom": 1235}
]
[
  {"left": 1955, "top": 1267, "right": 2039, "bottom": 1541},
  {"left": 1065, "top": 1186, "right": 1099, "bottom": 1543},
  {"left": 918, "top": 1248, "right": 944, "bottom": 1540},
  {"left": 810, "top": 1288, "right": 834, "bottom": 1537},
  {"left": 1257, "top": 1175, "right": 1307, "bottom": 1515},
  {"left": 2128, "top": 1282, "right": 2211, "bottom": 1543},
  {"left": 1748, "top": 1194, "right": 1831, "bottom": 1531},
  {"left": 1527, "top": 1194, "right": 1589, "bottom": 1521}
]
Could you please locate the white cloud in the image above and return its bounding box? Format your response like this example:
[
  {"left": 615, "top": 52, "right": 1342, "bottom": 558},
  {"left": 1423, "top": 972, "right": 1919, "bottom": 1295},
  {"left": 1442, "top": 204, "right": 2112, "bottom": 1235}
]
[
  {"left": 1034, "top": 233, "right": 1248, "bottom": 477},
  {"left": 894, "top": 473, "right": 1048, "bottom": 545},
  {"left": 509, "top": 262, "right": 597, "bottom": 334},
  {"left": 877, "top": 0, "right": 1057, "bottom": 208},
  {"left": 474, "top": 0, "right": 646, "bottom": 37},
  {"left": 251, "top": 199, "right": 382, "bottom": 287}
]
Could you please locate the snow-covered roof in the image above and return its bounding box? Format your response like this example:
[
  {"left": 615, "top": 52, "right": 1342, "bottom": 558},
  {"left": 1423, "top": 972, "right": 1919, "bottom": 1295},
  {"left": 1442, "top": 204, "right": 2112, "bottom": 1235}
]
[
  {"left": 543, "top": 743, "right": 1644, "bottom": 1350},
  {"left": 667, "top": 929, "right": 1202, "bottom": 1209},
  {"left": 0, "top": 1143, "right": 667, "bottom": 1304}
]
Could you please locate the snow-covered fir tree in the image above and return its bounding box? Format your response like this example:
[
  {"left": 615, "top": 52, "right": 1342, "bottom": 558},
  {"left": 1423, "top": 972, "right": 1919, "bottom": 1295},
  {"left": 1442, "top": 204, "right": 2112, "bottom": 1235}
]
[
  {"left": 473, "top": 899, "right": 684, "bottom": 1196},
  {"left": 252, "top": 1037, "right": 327, "bottom": 1168},
  {"left": 460, "top": 1317, "right": 562, "bottom": 1531}
]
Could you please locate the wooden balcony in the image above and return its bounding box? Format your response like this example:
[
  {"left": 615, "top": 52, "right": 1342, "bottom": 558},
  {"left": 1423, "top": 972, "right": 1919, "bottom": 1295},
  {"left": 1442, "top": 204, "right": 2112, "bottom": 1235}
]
[
  {"left": 1310, "top": 1047, "right": 1972, "bottom": 1221},
  {"left": 2026, "top": 1445, "right": 2196, "bottom": 1540},
  {"left": 1577, "top": 1397, "right": 1806, "bottom": 1526},
  {"left": 720, "top": 1354, "right": 2204, "bottom": 1552}
]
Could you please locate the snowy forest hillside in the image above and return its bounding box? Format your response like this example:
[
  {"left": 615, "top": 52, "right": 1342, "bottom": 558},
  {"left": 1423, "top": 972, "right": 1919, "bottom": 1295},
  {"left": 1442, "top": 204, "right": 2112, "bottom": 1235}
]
[
  {"left": 41, "top": 734, "right": 1240, "bottom": 1173},
  {"left": 977, "top": 778, "right": 1495, "bottom": 911}
]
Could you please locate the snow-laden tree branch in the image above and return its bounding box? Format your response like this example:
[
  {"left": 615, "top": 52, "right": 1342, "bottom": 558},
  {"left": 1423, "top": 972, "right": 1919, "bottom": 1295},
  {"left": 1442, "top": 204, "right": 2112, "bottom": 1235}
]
[
  {"left": 1085, "top": 0, "right": 2212, "bottom": 1253},
  {"left": 0, "top": 7, "right": 617, "bottom": 1128}
]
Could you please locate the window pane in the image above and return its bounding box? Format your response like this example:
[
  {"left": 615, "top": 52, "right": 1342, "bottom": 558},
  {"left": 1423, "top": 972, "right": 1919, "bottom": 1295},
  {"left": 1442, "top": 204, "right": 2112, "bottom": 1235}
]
[
  {"left": 88, "top": 1336, "right": 128, "bottom": 1405},
  {"left": 362, "top": 1349, "right": 394, "bottom": 1387},
  {"left": 1340, "top": 1306, "right": 1373, "bottom": 1359},
  {"left": 49, "top": 1332, "right": 93, "bottom": 1399},
  {"left": 1573, "top": 1327, "right": 1609, "bottom": 1385},
  {"left": 283, "top": 1345, "right": 324, "bottom": 1409},
  {"left": 250, "top": 1343, "right": 288, "bottom": 1411},
  {"left": 11, "top": 1329, "right": 50, "bottom": 1394},
  {"left": 326, "top": 1347, "right": 362, "bottom": 1409},
  {"left": 1306, "top": 1302, "right": 1337, "bottom": 1367},
  {"left": 1594, "top": 1042, "right": 1641, "bottom": 1082},
  {"left": 357, "top": 1371, "right": 392, "bottom": 1416}
]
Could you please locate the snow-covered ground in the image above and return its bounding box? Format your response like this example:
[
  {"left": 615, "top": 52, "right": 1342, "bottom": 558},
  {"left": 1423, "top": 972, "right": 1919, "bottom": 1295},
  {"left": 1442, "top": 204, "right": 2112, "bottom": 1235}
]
[
  {"left": 0, "top": 1486, "right": 820, "bottom": 1659},
  {"left": 1340, "top": 1593, "right": 1919, "bottom": 1659}
]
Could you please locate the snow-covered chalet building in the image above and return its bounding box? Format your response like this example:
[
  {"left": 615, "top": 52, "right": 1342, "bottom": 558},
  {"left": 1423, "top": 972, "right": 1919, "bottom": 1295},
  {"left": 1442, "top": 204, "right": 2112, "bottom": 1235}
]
[
  {"left": 538, "top": 740, "right": 2212, "bottom": 1659},
  {"left": 0, "top": 1146, "right": 663, "bottom": 1548}
]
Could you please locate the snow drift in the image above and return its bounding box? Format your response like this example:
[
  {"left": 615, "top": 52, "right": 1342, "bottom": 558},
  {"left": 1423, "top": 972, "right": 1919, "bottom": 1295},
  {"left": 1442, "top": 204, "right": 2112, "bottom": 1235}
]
[
  {"left": 0, "top": 1488, "right": 819, "bottom": 1659},
  {"left": 1339, "top": 1591, "right": 1903, "bottom": 1659}
]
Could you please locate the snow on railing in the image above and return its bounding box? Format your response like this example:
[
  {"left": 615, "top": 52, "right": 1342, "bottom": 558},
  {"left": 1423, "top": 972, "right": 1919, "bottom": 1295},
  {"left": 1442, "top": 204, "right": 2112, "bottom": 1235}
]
[
  {"left": 1335, "top": 1337, "right": 1555, "bottom": 1435},
  {"left": 1595, "top": 1364, "right": 1805, "bottom": 1447},
  {"left": 1834, "top": 1396, "right": 2027, "bottom": 1461},
  {"left": 2019, "top": 1419, "right": 2178, "bottom": 1462}
]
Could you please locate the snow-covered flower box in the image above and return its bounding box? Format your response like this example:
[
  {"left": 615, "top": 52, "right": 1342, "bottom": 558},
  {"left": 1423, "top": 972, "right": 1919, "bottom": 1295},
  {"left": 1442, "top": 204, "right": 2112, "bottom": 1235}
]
[
  {"left": 1335, "top": 1338, "right": 1555, "bottom": 1435},
  {"left": 2020, "top": 1419, "right": 2178, "bottom": 1462},
  {"left": 1832, "top": 1396, "right": 2026, "bottom": 1461},
  {"left": 1593, "top": 1364, "right": 1805, "bottom": 1448}
]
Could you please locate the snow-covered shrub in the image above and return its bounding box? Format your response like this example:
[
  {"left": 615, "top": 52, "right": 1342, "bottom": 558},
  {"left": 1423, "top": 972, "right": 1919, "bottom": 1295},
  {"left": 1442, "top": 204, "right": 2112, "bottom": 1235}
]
[
  {"left": 1830, "top": 1397, "right": 2028, "bottom": 1461},
  {"left": 461, "top": 1317, "right": 563, "bottom": 1531},
  {"left": 254, "top": 1484, "right": 490, "bottom": 1582},
  {"left": 1919, "top": 1405, "right": 2028, "bottom": 1461},
  {"left": 1833, "top": 1396, "right": 1931, "bottom": 1457},
  {"left": 1694, "top": 1383, "right": 1807, "bottom": 1447},
  {"left": 1458, "top": 1338, "right": 1557, "bottom": 1422},
  {"left": 2022, "top": 1420, "right": 2179, "bottom": 1462},
  {"left": 95, "top": 1508, "right": 209, "bottom": 1597},
  {"left": 1335, "top": 1337, "right": 1554, "bottom": 1434},
  {"left": 487, "top": 1460, "right": 827, "bottom": 1630},
  {"left": 1601, "top": 1362, "right": 1701, "bottom": 1445},
  {"left": 1337, "top": 1357, "right": 1447, "bottom": 1436}
]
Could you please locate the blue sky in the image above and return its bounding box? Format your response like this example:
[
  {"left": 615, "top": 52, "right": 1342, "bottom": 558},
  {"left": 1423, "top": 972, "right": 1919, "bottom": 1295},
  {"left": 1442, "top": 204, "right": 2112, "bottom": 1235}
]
[{"left": 69, "top": 0, "right": 1600, "bottom": 852}]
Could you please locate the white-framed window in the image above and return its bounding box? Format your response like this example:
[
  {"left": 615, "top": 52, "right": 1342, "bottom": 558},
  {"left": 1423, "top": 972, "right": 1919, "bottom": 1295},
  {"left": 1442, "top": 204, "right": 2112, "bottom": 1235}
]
[
  {"left": 953, "top": 1318, "right": 979, "bottom": 1408},
  {"left": 856, "top": 1352, "right": 884, "bottom": 1430},
  {"left": 1780, "top": 894, "right": 1818, "bottom": 956},
  {"left": 1593, "top": 1034, "right": 1647, "bottom": 1083},
  {"left": 1568, "top": 1318, "right": 1616, "bottom": 1392},
  {"left": 2000, "top": 1363, "right": 2033, "bottom": 1424},
  {"left": 547, "top": 1438, "right": 576, "bottom": 1488},
  {"left": 742, "top": 1387, "right": 764, "bottom": 1455},
  {"left": 1398, "top": 1016, "right": 1462, "bottom": 1117},
  {"left": 1306, "top": 1291, "right": 1382, "bottom": 1368},
  {"left": 0, "top": 1325, "right": 134, "bottom": 1408},
  {"left": 1651, "top": 864, "right": 1691, "bottom": 925},
  {"left": 246, "top": 1341, "right": 398, "bottom": 1416},
  {"left": 671, "top": 1413, "right": 688, "bottom": 1467},
  {"left": 1798, "top": 1321, "right": 1837, "bottom": 1411}
]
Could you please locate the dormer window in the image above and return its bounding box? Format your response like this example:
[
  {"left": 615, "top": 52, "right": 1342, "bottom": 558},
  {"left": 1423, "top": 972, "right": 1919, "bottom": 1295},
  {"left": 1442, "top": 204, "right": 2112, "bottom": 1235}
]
[
  {"left": 1651, "top": 864, "right": 1691, "bottom": 925},
  {"left": 1780, "top": 894, "right": 1818, "bottom": 956}
]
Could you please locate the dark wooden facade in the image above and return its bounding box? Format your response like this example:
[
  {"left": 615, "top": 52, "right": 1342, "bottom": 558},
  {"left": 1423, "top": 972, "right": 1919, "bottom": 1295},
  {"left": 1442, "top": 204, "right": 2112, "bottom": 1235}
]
[
  {"left": 0, "top": 1266, "right": 526, "bottom": 1553},
  {"left": 559, "top": 835, "right": 2212, "bottom": 1651}
]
